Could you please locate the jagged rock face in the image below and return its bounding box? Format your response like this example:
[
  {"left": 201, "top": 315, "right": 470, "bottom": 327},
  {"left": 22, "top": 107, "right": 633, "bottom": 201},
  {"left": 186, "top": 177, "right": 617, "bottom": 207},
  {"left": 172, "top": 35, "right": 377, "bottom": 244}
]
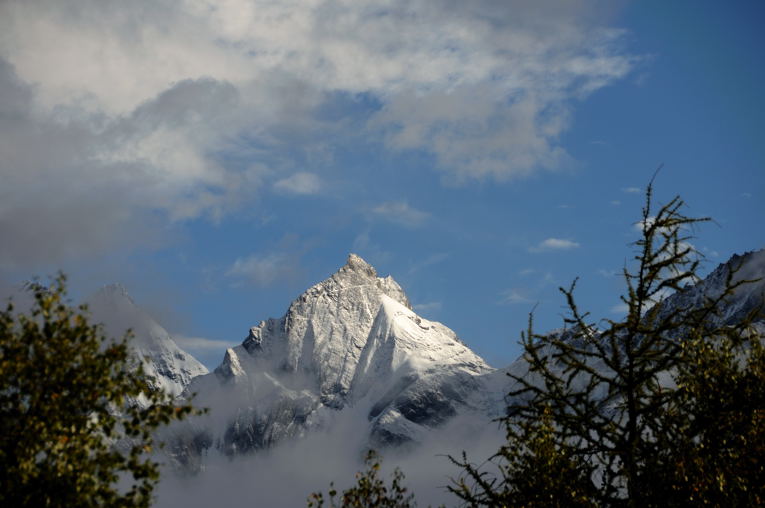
[
  {"left": 183, "top": 254, "right": 492, "bottom": 458},
  {"left": 239, "top": 253, "right": 414, "bottom": 407},
  {"left": 87, "top": 284, "right": 208, "bottom": 397},
  {"left": 655, "top": 249, "right": 765, "bottom": 328}
]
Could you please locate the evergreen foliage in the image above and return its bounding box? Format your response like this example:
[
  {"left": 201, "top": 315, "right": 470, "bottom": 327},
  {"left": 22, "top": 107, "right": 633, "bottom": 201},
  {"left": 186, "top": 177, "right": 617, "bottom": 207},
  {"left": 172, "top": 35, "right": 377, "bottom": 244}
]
[
  {"left": 449, "top": 405, "right": 597, "bottom": 507},
  {"left": 450, "top": 182, "right": 764, "bottom": 506},
  {"left": 308, "top": 450, "right": 416, "bottom": 508},
  {"left": 0, "top": 274, "right": 196, "bottom": 507}
]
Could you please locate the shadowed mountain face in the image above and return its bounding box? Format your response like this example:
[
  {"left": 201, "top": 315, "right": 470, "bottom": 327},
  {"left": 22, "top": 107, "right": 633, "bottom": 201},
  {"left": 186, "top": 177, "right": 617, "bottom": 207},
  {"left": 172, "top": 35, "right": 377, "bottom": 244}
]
[{"left": 654, "top": 250, "right": 765, "bottom": 328}]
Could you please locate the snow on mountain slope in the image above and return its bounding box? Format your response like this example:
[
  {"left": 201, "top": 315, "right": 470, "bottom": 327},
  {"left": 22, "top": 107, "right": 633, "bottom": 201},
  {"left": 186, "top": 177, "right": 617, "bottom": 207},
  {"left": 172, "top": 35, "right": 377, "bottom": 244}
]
[
  {"left": 170, "top": 248, "right": 764, "bottom": 468},
  {"left": 655, "top": 249, "right": 765, "bottom": 327},
  {"left": 87, "top": 284, "right": 208, "bottom": 397},
  {"left": 237, "top": 253, "right": 415, "bottom": 407},
  {"left": 179, "top": 254, "right": 493, "bottom": 459}
]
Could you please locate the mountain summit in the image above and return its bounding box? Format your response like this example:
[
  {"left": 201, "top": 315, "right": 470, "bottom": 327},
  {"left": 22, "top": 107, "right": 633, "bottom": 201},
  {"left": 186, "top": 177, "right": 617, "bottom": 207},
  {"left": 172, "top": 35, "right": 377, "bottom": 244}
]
[
  {"left": 182, "top": 254, "right": 491, "bottom": 458},
  {"left": 87, "top": 284, "right": 208, "bottom": 397}
]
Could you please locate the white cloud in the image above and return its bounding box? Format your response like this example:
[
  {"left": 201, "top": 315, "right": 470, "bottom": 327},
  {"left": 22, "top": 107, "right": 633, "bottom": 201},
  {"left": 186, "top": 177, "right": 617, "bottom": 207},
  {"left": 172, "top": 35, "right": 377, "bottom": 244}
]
[
  {"left": 408, "top": 253, "right": 449, "bottom": 274},
  {"left": 530, "top": 238, "right": 581, "bottom": 252},
  {"left": 622, "top": 186, "right": 642, "bottom": 194},
  {"left": 371, "top": 202, "right": 429, "bottom": 228},
  {"left": 225, "top": 252, "right": 299, "bottom": 287},
  {"left": 499, "top": 288, "right": 534, "bottom": 305},
  {"left": 172, "top": 334, "right": 237, "bottom": 352},
  {"left": 0, "top": 0, "right": 637, "bottom": 268},
  {"left": 351, "top": 230, "right": 392, "bottom": 266},
  {"left": 273, "top": 172, "right": 323, "bottom": 195},
  {"left": 413, "top": 301, "right": 442, "bottom": 313},
  {"left": 610, "top": 302, "right": 629, "bottom": 315},
  {"left": 702, "top": 247, "right": 720, "bottom": 258}
]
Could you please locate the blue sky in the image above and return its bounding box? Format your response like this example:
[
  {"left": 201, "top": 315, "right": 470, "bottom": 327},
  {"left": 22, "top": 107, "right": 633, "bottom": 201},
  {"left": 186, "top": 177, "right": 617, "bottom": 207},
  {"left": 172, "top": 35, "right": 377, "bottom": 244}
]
[{"left": 1, "top": 0, "right": 763, "bottom": 369}]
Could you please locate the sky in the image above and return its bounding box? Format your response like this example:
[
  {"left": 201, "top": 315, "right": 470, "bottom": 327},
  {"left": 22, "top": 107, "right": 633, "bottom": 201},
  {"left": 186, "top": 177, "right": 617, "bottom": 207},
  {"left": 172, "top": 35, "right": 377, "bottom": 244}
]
[{"left": 1, "top": 0, "right": 763, "bottom": 369}]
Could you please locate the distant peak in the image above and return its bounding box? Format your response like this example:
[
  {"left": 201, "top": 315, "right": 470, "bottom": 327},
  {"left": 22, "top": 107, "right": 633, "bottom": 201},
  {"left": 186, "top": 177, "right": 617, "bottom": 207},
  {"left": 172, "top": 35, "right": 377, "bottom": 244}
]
[
  {"left": 102, "top": 282, "right": 129, "bottom": 293},
  {"left": 343, "top": 253, "right": 377, "bottom": 278},
  {"left": 95, "top": 283, "right": 134, "bottom": 304}
]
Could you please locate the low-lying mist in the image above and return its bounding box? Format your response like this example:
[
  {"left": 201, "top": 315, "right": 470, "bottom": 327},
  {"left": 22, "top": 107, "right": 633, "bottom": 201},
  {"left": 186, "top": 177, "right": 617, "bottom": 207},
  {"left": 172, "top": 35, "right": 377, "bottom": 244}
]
[{"left": 155, "top": 407, "right": 504, "bottom": 507}]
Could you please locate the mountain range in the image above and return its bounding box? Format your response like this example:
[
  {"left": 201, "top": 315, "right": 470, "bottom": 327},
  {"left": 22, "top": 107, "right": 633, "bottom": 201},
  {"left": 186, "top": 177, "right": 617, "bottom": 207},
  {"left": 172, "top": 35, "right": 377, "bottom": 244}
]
[{"left": 89, "top": 249, "right": 765, "bottom": 473}]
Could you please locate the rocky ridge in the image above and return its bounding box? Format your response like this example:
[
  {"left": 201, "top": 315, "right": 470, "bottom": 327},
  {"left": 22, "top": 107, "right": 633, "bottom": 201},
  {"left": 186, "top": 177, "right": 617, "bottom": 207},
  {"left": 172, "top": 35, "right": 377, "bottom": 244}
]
[
  {"left": 179, "top": 254, "right": 492, "bottom": 459},
  {"left": 87, "top": 284, "right": 208, "bottom": 397}
]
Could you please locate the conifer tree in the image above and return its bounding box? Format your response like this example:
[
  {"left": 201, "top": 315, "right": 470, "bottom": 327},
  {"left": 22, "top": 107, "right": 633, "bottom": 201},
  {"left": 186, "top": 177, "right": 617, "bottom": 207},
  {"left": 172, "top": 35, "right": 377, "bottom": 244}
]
[
  {"left": 308, "top": 450, "right": 416, "bottom": 508},
  {"left": 0, "top": 275, "right": 196, "bottom": 507},
  {"left": 449, "top": 405, "right": 597, "bottom": 507},
  {"left": 452, "top": 181, "right": 763, "bottom": 506}
]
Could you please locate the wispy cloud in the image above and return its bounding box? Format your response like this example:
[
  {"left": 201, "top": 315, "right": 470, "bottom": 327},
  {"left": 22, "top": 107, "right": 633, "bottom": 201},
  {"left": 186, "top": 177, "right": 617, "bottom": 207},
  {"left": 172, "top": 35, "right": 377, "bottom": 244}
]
[
  {"left": 172, "top": 334, "right": 237, "bottom": 352},
  {"left": 529, "top": 238, "right": 580, "bottom": 252},
  {"left": 598, "top": 268, "right": 620, "bottom": 278},
  {"left": 0, "top": 0, "right": 637, "bottom": 269},
  {"left": 622, "top": 187, "right": 642, "bottom": 194},
  {"left": 371, "top": 202, "right": 429, "bottom": 228},
  {"left": 351, "top": 230, "right": 392, "bottom": 266},
  {"left": 408, "top": 253, "right": 449, "bottom": 274},
  {"left": 273, "top": 172, "right": 323, "bottom": 196},
  {"left": 610, "top": 302, "right": 629, "bottom": 315},
  {"left": 413, "top": 301, "right": 442, "bottom": 314},
  {"left": 225, "top": 252, "right": 299, "bottom": 287},
  {"left": 499, "top": 288, "right": 534, "bottom": 305},
  {"left": 702, "top": 246, "right": 720, "bottom": 258}
]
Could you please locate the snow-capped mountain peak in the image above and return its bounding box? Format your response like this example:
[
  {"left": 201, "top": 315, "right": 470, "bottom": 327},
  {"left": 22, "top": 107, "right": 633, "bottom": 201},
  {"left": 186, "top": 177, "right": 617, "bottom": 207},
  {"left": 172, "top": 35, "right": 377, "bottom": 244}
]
[
  {"left": 180, "top": 253, "right": 493, "bottom": 457},
  {"left": 239, "top": 253, "right": 417, "bottom": 407},
  {"left": 87, "top": 284, "right": 208, "bottom": 397}
]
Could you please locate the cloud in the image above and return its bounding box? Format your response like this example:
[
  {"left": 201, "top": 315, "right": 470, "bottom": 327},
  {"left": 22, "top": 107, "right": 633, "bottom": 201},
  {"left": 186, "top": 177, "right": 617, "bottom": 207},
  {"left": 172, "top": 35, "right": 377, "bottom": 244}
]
[
  {"left": 529, "top": 238, "right": 581, "bottom": 252},
  {"left": 351, "top": 230, "right": 392, "bottom": 266},
  {"left": 154, "top": 405, "right": 504, "bottom": 508},
  {"left": 622, "top": 187, "right": 642, "bottom": 194},
  {"left": 610, "top": 302, "right": 629, "bottom": 315},
  {"left": 0, "top": 0, "right": 636, "bottom": 268},
  {"left": 273, "top": 172, "right": 323, "bottom": 195},
  {"left": 370, "top": 202, "right": 430, "bottom": 228},
  {"left": 225, "top": 252, "right": 300, "bottom": 287},
  {"left": 413, "top": 301, "right": 442, "bottom": 314},
  {"left": 408, "top": 253, "right": 449, "bottom": 274},
  {"left": 701, "top": 247, "right": 720, "bottom": 258},
  {"left": 499, "top": 288, "right": 534, "bottom": 305},
  {"left": 172, "top": 335, "right": 237, "bottom": 352}
]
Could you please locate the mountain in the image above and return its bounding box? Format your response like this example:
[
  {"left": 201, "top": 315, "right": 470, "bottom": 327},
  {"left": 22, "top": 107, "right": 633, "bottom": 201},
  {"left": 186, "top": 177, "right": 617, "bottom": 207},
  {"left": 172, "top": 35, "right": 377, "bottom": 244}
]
[
  {"left": 176, "top": 254, "right": 493, "bottom": 461},
  {"left": 655, "top": 249, "right": 765, "bottom": 329},
  {"left": 166, "top": 249, "right": 765, "bottom": 470},
  {"left": 87, "top": 284, "right": 208, "bottom": 397}
]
